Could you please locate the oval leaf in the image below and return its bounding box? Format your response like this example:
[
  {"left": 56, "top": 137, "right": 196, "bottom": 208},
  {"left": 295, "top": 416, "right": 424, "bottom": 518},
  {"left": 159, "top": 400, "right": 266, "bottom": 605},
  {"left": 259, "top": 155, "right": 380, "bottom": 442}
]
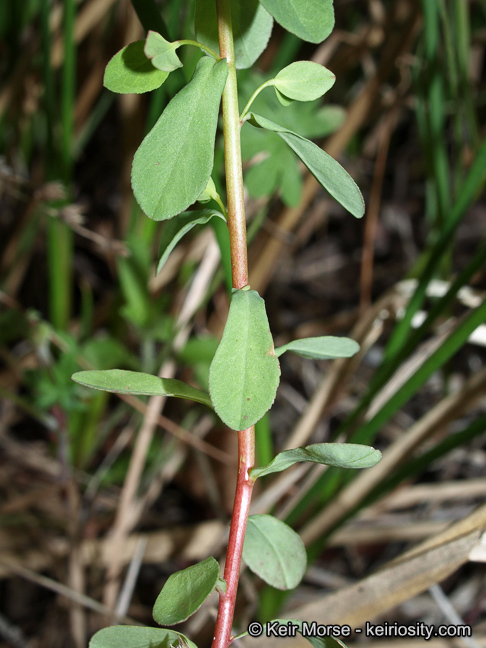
[
  {"left": 72, "top": 369, "right": 212, "bottom": 408},
  {"left": 273, "top": 61, "right": 335, "bottom": 102},
  {"left": 144, "top": 30, "right": 183, "bottom": 72},
  {"left": 156, "top": 209, "right": 225, "bottom": 274},
  {"left": 275, "top": 336, "right": 360, "bottom": 359},
  {"left": 153, "top": 556, "right": 220, "bottom": 625},
  {"left": 243, "top": 515, "right": 306, "bottom": 590},
  {"left": 249, "top": 113, "right": 365, "bottom": 219},
  {"left": 250, "top": 443, "right": 382, "bottom": 479},
  {"left": 90, "top": 626, "right": 198, "bottom": 648},
  {"left": 260, "top": 0, "right": 334, "bottom": 44},
  {"left": 209, "top": 289, "right": 280, "bottom": 431},
  {"left": 132, "top": 56, "right": 228, "bottom": 221},
  {"left": 104, "top": 41, "right": 168, "bottom": 94},
  {"left": 195, "top": 0, "right": 273, "bottom": 69}
]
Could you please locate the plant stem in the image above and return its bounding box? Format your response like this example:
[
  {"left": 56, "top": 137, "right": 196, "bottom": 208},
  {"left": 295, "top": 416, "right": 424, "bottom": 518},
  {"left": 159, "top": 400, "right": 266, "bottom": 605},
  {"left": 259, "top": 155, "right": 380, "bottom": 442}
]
[
  {"left": 217, "top": 0, "right": 248, "bottom": 291},
  {"left": 40, "top": 0, "right": 55, "bottom": 168},
  {"left": 212, "top": 2, "right": 254, "bottom": 646},
  {"left": 177, "top": 39, "right": 221, "bottom": 61},
  {"left": 211, "top": 427, "right": 255, "bottom": 648},
  {"left": 240, "top": 80, "right": 274, "bottom": 122},
  {"left": 48, "top": 0, "right": 75, "bottom": 331}
]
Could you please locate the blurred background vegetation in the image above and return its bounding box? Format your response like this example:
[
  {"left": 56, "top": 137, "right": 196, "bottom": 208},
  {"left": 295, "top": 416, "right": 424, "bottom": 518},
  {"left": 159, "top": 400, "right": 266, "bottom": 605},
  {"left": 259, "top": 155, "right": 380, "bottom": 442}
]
[{"left": 1, "top": 0, "right": 486, "bottom": 647}]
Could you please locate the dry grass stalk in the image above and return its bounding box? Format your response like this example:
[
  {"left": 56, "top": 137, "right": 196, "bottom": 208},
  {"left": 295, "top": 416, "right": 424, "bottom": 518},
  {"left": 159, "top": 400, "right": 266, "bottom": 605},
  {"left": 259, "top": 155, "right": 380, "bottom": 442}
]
[
  {"left": 244, "top": 504, "right": 486, "bottom": 648},
  {"left": 301, "top": 364, "right": 486, "bottom": 545}
]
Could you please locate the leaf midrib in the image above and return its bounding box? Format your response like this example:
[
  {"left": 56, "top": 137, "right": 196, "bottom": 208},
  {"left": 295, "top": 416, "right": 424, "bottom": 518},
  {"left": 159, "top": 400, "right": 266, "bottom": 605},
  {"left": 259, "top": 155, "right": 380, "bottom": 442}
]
[
  {"left": 250, "top": 519, "right": 293, "bottom": 588},
  {"left": 236, "top": 298, "right": 252, "bottom": 427}
]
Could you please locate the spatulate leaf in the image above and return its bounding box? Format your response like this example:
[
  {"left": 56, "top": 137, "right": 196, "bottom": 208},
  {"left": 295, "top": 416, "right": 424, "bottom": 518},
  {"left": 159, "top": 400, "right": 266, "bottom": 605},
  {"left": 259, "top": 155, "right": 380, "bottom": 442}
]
[
  {"left": 249, "top": 113, "right": 364, "bottom": 218},
  {"left": 209, "top": 289, "right": 280, "bottom": 431},
  {"left": 132, "top": 56, "right": 228, "bottom": 221},
  {"left": 250, "top": 443, "right": 382, "bottom": 479},
  {"left": 153, "top": 557, "right": 221, "bottom": 625},
  {"left": 104, "top": 41, "right": 168, "bottom": 94},
  {"left": 273, "top": 61, "right": 335, "bottom": 102},
  {"left": 259, "top": 0, "right": 334, "bottom": 44},
  {"left": 275, "top": 336, "right": 359, "bottom": 359},
  {"left": 72, "top": 370, "right": 212, "bottom": 408},
  {"left": 89, "top": 626, "right": 198, "bottom": 648},
  {"left": 243, "top": 515, "right": 306, "bottom": 590}
]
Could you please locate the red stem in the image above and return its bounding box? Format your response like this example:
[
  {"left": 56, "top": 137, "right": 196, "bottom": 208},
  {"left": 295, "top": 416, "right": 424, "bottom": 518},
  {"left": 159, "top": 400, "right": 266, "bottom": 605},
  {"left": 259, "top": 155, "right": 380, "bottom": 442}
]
[{"left": 211, "top": 428, "right": 255, "bottom": 648}]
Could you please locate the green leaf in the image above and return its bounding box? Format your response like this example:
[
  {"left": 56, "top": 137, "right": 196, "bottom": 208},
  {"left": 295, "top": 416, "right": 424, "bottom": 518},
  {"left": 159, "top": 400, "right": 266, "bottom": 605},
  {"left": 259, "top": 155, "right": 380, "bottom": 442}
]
[
  {"left": 259, "top": 0, "right": 334, "bottom": 43},
  {"left": 153, "top": 556, "right": 221, "bottom": 625},
  {"left": 179, "top": 335, "right": 219, "bottom": 365},
  {"left": 197, "top": 177, "right": 220, "bottom": 204},
  {"left": 241, "top": 72, "right": 346, "bottom": 139},
  {"left": 209, "top": 289, "right": 280, "bottom": 431},
  {"left": 104, "top": 41, "right": 168, "bottom": 94},
  {"left": 216, "top": 576, "right": 227, "bottom": 593},
  {"left": 178, "top": 335, "right": 219, "bottom": 392},
  {"left": 195, "top": 0, "right": 273, "bottom": 69},
  {"left": 144, "top": 30, "right": 183, "bottom": 72},
  {"left": 71, "top": 369, "right": 212, "bottom": 408},
  {"left": 272, "top": 61, "right": 335, "bottom": 102},
  {"left": 275, "top": 87, "right": 294, "bottom": 106},
  {"left": 250, "top": 443, "right": 382, "bottom": 479},
  {"left": 243, "top": 130, "right": 300, "bottom": 205},
  {"left": 243, "top": 515, "right": 306, "bottom": 590},
  {"left": 245, "top": 155, "right": 280, "bottom": 198},
  {"left": 240, "top": 72, "right": 344, "bottom": 206},
  {"left": 275, "top": 336, "right": 359, "bottom": 360},
  {"left": 132, "top": 56, "right": 228, "bottom": 221},
  {"left": 89, "top": 626, "right": 198, "bottom": 648},
  {"left": 249, "top": 113, "right": 365, "bottom": 218},
  {"left": 156, "top": 209, "right": 225, "bottom": 274},
  {"left": 81, "top": 337, "right": 136, "bottom": 370}
]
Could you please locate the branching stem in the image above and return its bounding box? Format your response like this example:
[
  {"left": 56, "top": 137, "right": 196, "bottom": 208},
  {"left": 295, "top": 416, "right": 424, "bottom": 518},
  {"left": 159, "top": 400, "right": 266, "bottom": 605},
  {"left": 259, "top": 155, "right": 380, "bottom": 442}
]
[
  {"left": 239, "top": 80, "right": 274, "bottom": 122},
  {"left": 177, "top": 39, "right": 221, "bottom": 61}
]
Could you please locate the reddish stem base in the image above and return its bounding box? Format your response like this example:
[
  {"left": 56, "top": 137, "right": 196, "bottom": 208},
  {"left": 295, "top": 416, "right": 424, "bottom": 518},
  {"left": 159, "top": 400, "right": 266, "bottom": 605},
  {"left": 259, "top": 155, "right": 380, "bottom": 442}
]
[{"left": 211, "top": 427, "right": 255, "bottom": 648}]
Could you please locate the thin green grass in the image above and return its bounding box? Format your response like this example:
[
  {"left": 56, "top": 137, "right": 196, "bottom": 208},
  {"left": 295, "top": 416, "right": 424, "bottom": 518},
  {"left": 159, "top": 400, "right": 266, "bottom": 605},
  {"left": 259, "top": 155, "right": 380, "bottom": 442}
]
[{"left": 46, "top": 0, "right": 76, "bottom": 331}]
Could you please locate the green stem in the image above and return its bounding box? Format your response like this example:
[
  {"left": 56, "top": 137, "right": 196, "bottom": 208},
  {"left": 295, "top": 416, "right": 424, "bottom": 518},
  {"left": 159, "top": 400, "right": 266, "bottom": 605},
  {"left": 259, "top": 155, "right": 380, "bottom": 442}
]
[
  {"left": 61, "top": 0, "right": 75, "bottom": 183},
  {"left": 240, "top": 80, "right": 274, "bottom": 122},
  {"left": 48, "top": 0, "right": 75, "bottom": 331},
  {"left": 177, "top": 39, "right": 221, "bottom": 61},
  {"left": 212, "top": 2, "right": 254, "bottom": 647},
  {"left": 214, "top": 194, "right": 229, "bottom": 219},
  {"left": 217, "top": 0, "right": 248, "bottom": 291},
  {"left": 40, "top": 0, "right": 55, "bottom": 169}
]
